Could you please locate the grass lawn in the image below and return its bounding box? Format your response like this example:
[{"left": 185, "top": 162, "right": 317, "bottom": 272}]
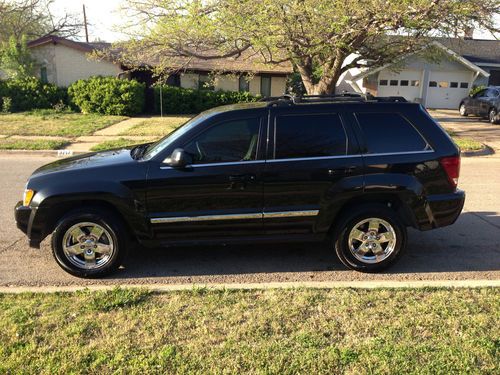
[
  {"left": 0, "top": 138, "right": 69, "bottom": 150},
  {"left": 0, "top": 287, "right": 498, "bottom": 374},
  {"left": 90, "top": 138, "right": 146, "bottom": 152},
  {"left": 446, "top": 129, "right": 485, "bottom": 151},
  {"left": 121, "top": 116, "right": 192, "bottom": 136},
  {"left": 0, "top": 110, "right": 127, "bottom": 137}
]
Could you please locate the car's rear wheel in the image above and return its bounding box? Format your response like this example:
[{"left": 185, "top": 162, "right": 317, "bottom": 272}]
[
  {"left": 459, "top": 103, "right": 468, "bottom": 116},
  {"left": 489, "top": 108, "right": 499, "bottom": 124},
  {"left": 51, "top": 208, "right": 128, "bottom": 278},
  {"left": 333, "top": 205, "right": 406, "bottom": 272}
]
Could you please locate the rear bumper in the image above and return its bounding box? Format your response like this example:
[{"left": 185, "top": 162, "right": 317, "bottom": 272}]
[
  {"left": 416, "top": 190, "right": 465, "bottom": 230},
  {"left": 15, "top": 201, "right": 42, "bottom": 248}
]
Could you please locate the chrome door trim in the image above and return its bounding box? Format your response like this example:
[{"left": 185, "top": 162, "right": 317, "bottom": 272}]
[
  {"left": 160, "top": 160, "right": 265, "bottom": 170},
  {"left": 263, "top": 210, "right": 319, "bottom": 218},
  {"left": 150, "top": 210, "right": 319, "bottom": 224}
]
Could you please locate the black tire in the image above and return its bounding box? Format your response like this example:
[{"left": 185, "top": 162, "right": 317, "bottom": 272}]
[
  {"left": 459, "top": 103, "right": 468, "bottom": 117},
  {"left": 51, "top": 208, "right": 128, "bottom": 278},
  {"left": 333, "top": 204, "right": 407, "bottom": 273},
  {"left": 489, "top": 108, "right": 499, "bottom": 124}
]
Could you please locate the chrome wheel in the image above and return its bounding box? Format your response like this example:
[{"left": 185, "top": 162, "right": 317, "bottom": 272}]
[
  {"left": 489, "top": 109, "right": 497, "bottom": 124},
  {"left": 459, "top": 104, "right": 467, "bottom": 116},
  {"left": 348, "top": 218, "right": 396, "bottom": 264},
  {"left": 62, "top": 222, "right": 114, "bottom": 270}
]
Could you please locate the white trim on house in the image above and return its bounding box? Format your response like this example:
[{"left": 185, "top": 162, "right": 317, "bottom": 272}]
[{"left": 348, "top": 41, "right": 489, "bottom": 86}]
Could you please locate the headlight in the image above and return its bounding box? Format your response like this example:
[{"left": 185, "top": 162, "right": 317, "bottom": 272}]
[{"left": 23, "top": 189, "right": 35, "bottom": 206}]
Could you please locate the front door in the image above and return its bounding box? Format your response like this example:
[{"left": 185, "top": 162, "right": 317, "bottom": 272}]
[
  {"left": 146, "top": 115, "right": 266, "bottom": 241},
  {"left": 262, "top": 109, "right": 364, "bottom": 235}
]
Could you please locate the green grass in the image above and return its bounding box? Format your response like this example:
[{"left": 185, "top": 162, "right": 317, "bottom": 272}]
[
  {"left": 0, "top": 138, "right": 69, "bottom": 150},
  {"left": 90, "top": 138, "right": 146, "bottom": 152},
  {"left": 0, "top": 287, "right": 498, "bottom": 374},
  {"left": 446, "top": 129, "right": 485, "bottom": 152},
  {"left": 121, "top": 116, "right": 192, "bottom": 136},
  {"left": 0, "top": 109, "right": 128, "bottom": 137}
]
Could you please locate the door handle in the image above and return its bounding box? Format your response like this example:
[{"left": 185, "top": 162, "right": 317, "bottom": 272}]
[{"left": 344, "top": 166, "right": 357, "bottom": 175}]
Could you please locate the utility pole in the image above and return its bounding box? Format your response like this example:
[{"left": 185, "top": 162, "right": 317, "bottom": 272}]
[{"left": 83, "top": 4, "right": 89, "bottom": 43}]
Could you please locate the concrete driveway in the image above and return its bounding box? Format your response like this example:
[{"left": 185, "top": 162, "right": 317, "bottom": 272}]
[
  {"left": 0, "top": 151, "right": 498, "bottom": 287},
  {"left": 428, "top": 109, "right": 500, "bottom": 151}
]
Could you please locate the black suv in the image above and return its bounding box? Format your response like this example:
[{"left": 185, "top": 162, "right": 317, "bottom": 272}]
[
  {"left": 15, "top": 95, "right": 465, "bottom": 278},
  {"left": 459, "top": 86, "right": 500, "bottom": 124}
]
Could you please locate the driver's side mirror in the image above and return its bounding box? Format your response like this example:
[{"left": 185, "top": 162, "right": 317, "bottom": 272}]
[{"left": 164, "top": 148, "right": 192, "bottom": 168}]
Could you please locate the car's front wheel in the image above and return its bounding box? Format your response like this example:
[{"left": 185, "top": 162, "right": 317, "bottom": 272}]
[
  {"left": 489, "top": 108, "right": 499, "bottom": 124},
  {"left": 459, "top": 103, "right": 468, "bottom": 116},
  {"left": 333, "top": 205, "right": 406, "bottom": 272},
  {"left": 51, "top": 208, "right": 128, "bottom": 278}
]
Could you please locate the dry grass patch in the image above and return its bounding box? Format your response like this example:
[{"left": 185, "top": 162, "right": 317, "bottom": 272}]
[
  {"left": 0, "top": 287, "right": 498, "bottom": 374},
  {"left": 121, "top": 116, "right": 193, "bottom": 136},
  {"left": 0, "top": 110, "right": 127, "bottom": 137}
]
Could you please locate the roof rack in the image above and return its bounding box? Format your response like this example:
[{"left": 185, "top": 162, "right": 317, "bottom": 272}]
[{"left": 261, "top": 93, "right": 408, "bottom": 107}]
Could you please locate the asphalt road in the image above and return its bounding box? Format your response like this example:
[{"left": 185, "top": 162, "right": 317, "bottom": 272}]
[{"left": 0, "top": 153, "right": 499, "bottom": 287}]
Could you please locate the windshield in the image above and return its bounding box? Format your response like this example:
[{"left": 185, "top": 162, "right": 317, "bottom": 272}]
[{"left": 142, "top": 113, "right": 211, "bottom": 160}]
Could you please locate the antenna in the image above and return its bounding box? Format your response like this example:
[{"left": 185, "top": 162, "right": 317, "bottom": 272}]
[{"left": 83, "top": 4, "right": 89, "bottom": 43}]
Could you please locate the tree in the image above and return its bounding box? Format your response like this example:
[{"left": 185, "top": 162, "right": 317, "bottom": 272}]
[
  {"left": 119, "top": 0, "right": 499, "bottom": 95},
  {"left": 0, "top": 35, "right": 35, "bottom": 78},
  {"left": 0, "top": 0, "right": 83, "bottom": 44}
]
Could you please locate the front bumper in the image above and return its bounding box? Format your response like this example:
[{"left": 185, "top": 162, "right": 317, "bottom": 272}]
[
  {"left": 15, "top": 201, "right": 42, "bottom": 248},
  {"left": 416, "top": 190, "right": 465, "bottom": 230}
]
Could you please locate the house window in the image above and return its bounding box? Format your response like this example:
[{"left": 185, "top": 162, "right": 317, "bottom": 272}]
[
  {"left": 400, "top": 80, "right": 409, "bottom": 86},
  {"left": 411, "top": 80, "right": 420, "bottom": 87},
  {"left": 260, "top": 75, "right": 271, "bottom": 97},
  {"left": 450, "top": 82, "right": 458, "bottom": 88},
  {"left": 429, "top": 81, "right": 437, "bottom": 87},
  {"left": 390, "top": 80, "right": 398, "bottom": 86},
  {"left": 438, "top": 81, "right": 449, "bottom": 88},
  {"left": 198, "top": 74, "right": 214, "bottom": 90},
  {"left": 460, "top": 82, "right": 469, "bottom": 89},
  {"left": 239, "top": 76, "right": 250, "bottom": 92},
  {"left": 379, "top": 80, "right": 388, "bottom": 86},
  {"left": 40, "top": 67, "right": 48, "bottom": 84}
]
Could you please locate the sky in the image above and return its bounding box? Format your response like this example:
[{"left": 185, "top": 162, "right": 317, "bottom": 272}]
[{"left": 52, "top": 0, "right": 498, "bottom": 43}]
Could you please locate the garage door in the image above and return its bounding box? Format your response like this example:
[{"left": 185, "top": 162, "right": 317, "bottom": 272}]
[
  {"left": 426, "top": 71, "right": 471, "bottom": 109},
  {"left": 377, "top": 70, "right": 422, "bottom": 102}
]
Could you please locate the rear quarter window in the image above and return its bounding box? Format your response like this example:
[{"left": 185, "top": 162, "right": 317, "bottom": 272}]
[{"left": 354, "top": 112, "right": 428, "bottom": 154}]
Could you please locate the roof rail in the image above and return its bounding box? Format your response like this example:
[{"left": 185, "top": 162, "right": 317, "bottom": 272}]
[{"left": 262, "top": 93, "right": 407, "bottom": 107}]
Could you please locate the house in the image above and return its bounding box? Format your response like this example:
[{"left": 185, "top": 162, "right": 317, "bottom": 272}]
[
  {"left": 340, "top": 38, "right": 500, "bottom": 109},
  {"left": 27, "top": 35, "right": 122, "bottom": 87},
  {"left": 121, "top": 49, "right": 292, "bottom": 97},
  {"left": 24, "top": 36, "right": 292, "bottom": 97}
]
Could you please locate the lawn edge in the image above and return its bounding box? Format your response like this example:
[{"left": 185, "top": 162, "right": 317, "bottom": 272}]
[{"left": 1, "top": 279, "right": 499, "bottom": 294}]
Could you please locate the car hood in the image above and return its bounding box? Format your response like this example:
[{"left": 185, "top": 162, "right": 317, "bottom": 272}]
[{"left": 31, "top": 147, "right": 137, "bottom": 178}]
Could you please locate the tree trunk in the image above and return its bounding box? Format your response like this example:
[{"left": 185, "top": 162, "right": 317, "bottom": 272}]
[{"left": 296, "top": 53, "right": 345, "bottom": 95}]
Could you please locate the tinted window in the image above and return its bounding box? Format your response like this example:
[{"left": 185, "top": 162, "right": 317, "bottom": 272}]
[
  {"left": 239, "top": 76, "right": 250, "bottom": 92},
  {"left": 184, "top": 118, "right": 260, "bottom": 164},
  {"left": 275, "top": 114, "right": 347, "bottom": 159},
  {"left": 400, "top": 80, "right": 409, "bottom": 86},
  {"left": 261, "top": 76, "right": 271, "bottom": 97},
  {"left": 429, "top": 81, "right": 437, "bottom": 87},
  {"left": 390, "top": 80, "right": 398, "bottom": 86},
  {"left": 460, "top": 82, "right": 469, "bottom": 89},
  {"left": 355, "top": 113, "right": 428, "bottom": 153},
  {"left": 450, "top": 82, "right": 458, "bottom": 88},
  {"left": 485, "top": 89, "right": 499, "bottom": 98},
  {"left": 379, "top": 80, "right": 388, "bottom": 86}
]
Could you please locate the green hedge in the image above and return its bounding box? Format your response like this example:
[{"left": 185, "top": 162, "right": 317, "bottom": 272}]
[
  {"left": 0, "top": 77, "right": 68, "bottom": 112},
  {"left": 154, "top": 86, "right": 260, "bottom": 114},
  {"left": 68, "top": 76, "right": 145, "bottom": 116}
]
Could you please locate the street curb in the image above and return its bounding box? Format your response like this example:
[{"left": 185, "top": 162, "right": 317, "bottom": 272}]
[
  {"left": 461, "top": 144, "right": 495, "bottom": 157},
  {"left": 0, "top": 279, "right": 499, "bottom": 293},
  {"left": 0, "top": 149, "right": 88, "bottom": 157}
]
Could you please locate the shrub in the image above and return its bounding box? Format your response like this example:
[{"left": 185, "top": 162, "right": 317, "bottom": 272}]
[
  {"left": 154, "top": 85, "right": 260, "bottom": 114},
  {"left": 469, "top": 85, "right": 486, "bottom": 97},
  {"left": 0, "top": 77, "right": 69, "bottom": 112},
  {"left": 69, "top": 76, "right": 145, "bottom": 116},
  {"left": 1, "top": 97, "right": 12, "bottom": 113}
]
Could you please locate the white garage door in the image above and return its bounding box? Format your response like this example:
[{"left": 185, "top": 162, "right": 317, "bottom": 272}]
[
  {"left": 377, "top": 70, "right": 422, "bottom": 102},
  {"left": 426, "top": 71, "right": 471, "bottom": 109}
]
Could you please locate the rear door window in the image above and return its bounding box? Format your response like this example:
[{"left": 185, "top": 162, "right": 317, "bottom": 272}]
[
  {"left": 274, "top": 113, "right": 347, "bottom": 159},
  {"left": 354, "top": 112, "right": 428, "bottom": 154}
]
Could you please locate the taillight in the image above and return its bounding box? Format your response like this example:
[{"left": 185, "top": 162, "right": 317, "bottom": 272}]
[{"left": 440, "top": 156, "right": 461, "bottom": 188}]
